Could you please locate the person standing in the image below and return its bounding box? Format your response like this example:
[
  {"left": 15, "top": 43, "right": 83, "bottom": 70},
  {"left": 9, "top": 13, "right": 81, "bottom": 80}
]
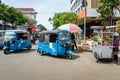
[
  {"left": 113, "top": 34, "right": 119, "bottom": 62},
  {"left": 71, "top": 33, "right": 78, "bottom": 50}
]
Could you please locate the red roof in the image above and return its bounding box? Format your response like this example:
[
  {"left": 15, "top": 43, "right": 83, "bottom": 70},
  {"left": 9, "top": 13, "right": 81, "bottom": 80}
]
[{"left": 16, "top": 8, "right": 35, "bottom": 11}]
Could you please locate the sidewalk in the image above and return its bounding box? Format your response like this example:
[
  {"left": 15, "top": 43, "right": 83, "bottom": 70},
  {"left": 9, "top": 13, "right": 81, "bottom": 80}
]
[{"left": 77, "top": 39, "right": 93, "bottom": 51}]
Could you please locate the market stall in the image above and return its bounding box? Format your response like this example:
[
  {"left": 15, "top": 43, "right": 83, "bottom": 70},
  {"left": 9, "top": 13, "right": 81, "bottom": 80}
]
[{"left": 91, "top": 26, "right": 115, "bottom": 62}]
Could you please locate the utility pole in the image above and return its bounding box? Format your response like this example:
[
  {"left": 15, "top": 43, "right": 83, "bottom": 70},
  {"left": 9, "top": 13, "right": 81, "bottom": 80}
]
[{"left": 83, "top": 0, "right": 87, "bottom": 44}]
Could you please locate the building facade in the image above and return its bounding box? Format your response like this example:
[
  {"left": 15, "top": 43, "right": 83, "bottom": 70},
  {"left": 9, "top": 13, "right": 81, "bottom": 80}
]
[
  {"left": 16, "top": 8, "right": 37, "bottom": 22},
  {"left": 70, "top": 0, "right": 98, "bottom": 14},
  {"left": 70, "top": 0, "right": 120, "bottom": 37},
  {"left": 70, "top": 0, "right": 120, "bottom": 18}
]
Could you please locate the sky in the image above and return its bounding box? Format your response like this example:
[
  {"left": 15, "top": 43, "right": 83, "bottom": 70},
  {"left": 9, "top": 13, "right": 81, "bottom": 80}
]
[{"left": 2, "top": 0, "right": 70, "bottom": 30}]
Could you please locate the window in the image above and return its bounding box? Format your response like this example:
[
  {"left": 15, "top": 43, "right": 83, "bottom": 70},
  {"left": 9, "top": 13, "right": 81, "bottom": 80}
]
[
  {"left": 44, "top": 34, "right": 49, "bottom": 43},
  {"left": 39, "top": 33, "right": 44, "bottom": 42},
  {"left": 59, "top": 32, "right": 70, "bottom": 40},
  {"left": 49, "top": 34, "right": 57, "bottom": 42},
  {"left": 17, "top": 33, "right": 28, "bottom": 40}
]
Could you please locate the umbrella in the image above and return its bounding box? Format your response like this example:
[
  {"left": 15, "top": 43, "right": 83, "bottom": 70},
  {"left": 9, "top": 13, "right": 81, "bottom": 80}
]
[
  {"left": 58, "top": 23, "right": 82, "bottom": 33},
  {"left": 77, "top": 27, "right": 83, "bottom": 33}
]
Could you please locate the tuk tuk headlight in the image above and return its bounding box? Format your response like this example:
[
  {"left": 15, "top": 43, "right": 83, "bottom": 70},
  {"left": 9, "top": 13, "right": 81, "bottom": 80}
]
[
  {"left": 4, "top": 38, "right": 8, "bottom": 42},
  {"left": 65, "top": 43, "right": 71, "bottom": 50},
  {"left": 10, "top": 38, "right": 16, "bottom": 44},
  {"left": 67, "top": 42, "right": 71, "bottom": 44},
  {"left": 4, "top": 38, "right": 10, "bottom": 44}
]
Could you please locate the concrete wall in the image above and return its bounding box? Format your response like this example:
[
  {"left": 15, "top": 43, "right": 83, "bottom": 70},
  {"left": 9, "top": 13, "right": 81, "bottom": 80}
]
[{"left": 87, "top": 0, "right": 98, "bottom": 8}]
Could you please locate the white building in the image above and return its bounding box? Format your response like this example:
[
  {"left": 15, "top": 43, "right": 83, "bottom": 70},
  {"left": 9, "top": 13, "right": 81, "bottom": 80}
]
[
  {"left": 16, "top": 8, "right": 37, "bottom": 22},
  {"left": 70, "top": 0, "right": 120, "bottom": 20}
]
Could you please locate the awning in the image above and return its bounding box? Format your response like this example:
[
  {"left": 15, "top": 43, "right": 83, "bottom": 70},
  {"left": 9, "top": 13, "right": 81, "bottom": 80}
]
[
  {"left": 90, "top": 26, "right": 104, "bottom": 29},
  {"left": 106, "top": 26, "right": 115, "bottom": 29}
]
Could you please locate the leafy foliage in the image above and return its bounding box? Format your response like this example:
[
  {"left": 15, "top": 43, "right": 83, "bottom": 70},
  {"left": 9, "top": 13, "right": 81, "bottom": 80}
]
[
  {"left": 0, "top": 3, "right": 10, "bottom": 23},
  {"left": 96, "top": 0, "right": 120, "bottom": 26},
  {"left": 0, "top": 2, "right": 34, "bottom": 26},
  {"left": 116, "top": 20, "right": 120, "bottom": 35},
  {"left": 49, "top": 12, "right": 83, "bottom": 29},
  {"left": 37, "top": 24, "right": 47, "bottom": 31}
]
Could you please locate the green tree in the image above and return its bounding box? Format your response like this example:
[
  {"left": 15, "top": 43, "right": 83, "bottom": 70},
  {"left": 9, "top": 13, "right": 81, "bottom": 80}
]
[
  {"left": 37, "top": 24, "right": 47, "bottom": 31},
  {"left": 7, "top": 7, "right": 18, "bottom": 26},
  {"left": 49, "top": 12, "right": 82, "bottom": 29},
  {"left": 0, "top": 3, "right": 10, "bottom": 29},
  {"left": 8, "top": 8, "right": 34, "bottom": 26},
  {"left": 116, "top": 20, "right": 120, "bottom": 35},
  {"left": 27, "top": 19, "right": 37, "bottom": 24},
  {"left": 0, "top": 2, "right": 34, "bottom": 27},
  {"left": 0, "top": 3, "right": 10, "bottom": 23},
  {"left": 96, "top": 0, "right": 120, "bottom": 26},
  {"left": 13, "top": 11, "right": 25, "bottom": 25}
]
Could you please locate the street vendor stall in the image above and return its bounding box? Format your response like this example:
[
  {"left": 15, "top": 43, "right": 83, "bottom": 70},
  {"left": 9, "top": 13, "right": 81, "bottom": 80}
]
[{"left": 91, "top": 26, "right": 115, "bottom": 62}]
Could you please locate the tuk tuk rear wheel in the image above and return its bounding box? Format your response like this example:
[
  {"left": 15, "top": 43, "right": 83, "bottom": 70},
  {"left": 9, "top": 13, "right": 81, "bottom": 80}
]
[
  {"left": 94, "top": 53, "right": 100, "bottom": 63},
  {"left": 39, "top": 50, "right": 43, "bottom": 56},
  {"left": 4, "top": 49, "right": 9, "bottom": 54},
  {"left": 27, "top": 45, "right": 32, "bottom": 50},
  {"left": 94, "top": 52, "right": 97, "bottom": 59},
  {"left": 66, "top": 54, "right": 72, "bottom": 60}
]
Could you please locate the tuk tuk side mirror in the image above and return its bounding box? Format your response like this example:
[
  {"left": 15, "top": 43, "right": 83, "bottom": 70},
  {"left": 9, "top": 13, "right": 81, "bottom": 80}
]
[
  {"left": 56, "top": 37, "right": 58, "bottom": 41},
  {"left": 11, "top": 39, "right": 15, "bottom": 44}
]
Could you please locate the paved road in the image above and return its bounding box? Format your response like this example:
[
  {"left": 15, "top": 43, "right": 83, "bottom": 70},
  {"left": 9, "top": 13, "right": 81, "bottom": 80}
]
[{"left": 0, "top": 44, "right": 120, "bottom": 80}]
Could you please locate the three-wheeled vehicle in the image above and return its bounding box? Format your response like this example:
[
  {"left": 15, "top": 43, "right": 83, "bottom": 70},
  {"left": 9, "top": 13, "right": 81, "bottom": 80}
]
[
  {"left": 3, "top": 30, "right": 32, "bottom": 54},
  {"left": 37, "top": 30, "right": 72, "bottom": 59}
]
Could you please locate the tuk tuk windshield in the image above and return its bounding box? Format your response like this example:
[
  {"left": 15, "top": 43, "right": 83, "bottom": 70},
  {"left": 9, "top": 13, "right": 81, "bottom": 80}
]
[
  {"left": 59, "top": 32, "right": 70, "bottom": 40},
  {"left": 5, "top": 32, "right": 16, "bottom": 37},
  {"left": 5, "top": 32, "right": 16, "bottom": 36}
]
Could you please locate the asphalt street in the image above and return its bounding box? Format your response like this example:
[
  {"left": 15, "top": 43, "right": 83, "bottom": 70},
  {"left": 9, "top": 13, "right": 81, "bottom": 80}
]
[{"left": 0, "top": 44, "right": 120, "bottom": 80}]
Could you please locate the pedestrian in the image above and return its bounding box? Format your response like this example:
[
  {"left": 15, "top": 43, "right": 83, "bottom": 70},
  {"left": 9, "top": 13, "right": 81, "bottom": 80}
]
[
  {"left": 71, "top": 33, "right": 78, "bottom": 50},
  {"left": 113, "top": 33, "right": 119, "bottom": 62}
]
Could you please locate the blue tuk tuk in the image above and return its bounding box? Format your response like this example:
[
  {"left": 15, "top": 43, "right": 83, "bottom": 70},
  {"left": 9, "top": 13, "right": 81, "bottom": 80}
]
[
  {"left": 3, "top": 30, "right": 32, "bottom": 54},
  {"left": 37, "top": 30, "right": 72, "bottom": 59}
]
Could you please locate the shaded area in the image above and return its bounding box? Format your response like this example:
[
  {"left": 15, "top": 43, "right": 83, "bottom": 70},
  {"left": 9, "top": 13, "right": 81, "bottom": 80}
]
[{"left": 38, "top": 52, "right": 80, "bottom": 60}]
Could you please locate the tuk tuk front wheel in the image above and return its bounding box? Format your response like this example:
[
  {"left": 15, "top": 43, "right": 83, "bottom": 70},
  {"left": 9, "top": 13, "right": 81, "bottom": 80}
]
[
  {"left": 27, "top": 46, "right": 31, "bottom": 50},
  {"left": 94, "top": 53, "right": 100, "bottom": 63},
  {"left": 39, "top": 50, "right": 44, "bottom": 56},
  {"left": 4, "top": 49, "right": 9, "bottom": 54},
  {"left": 66, "top": 54, "right": 72, "bottom": 60}
]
